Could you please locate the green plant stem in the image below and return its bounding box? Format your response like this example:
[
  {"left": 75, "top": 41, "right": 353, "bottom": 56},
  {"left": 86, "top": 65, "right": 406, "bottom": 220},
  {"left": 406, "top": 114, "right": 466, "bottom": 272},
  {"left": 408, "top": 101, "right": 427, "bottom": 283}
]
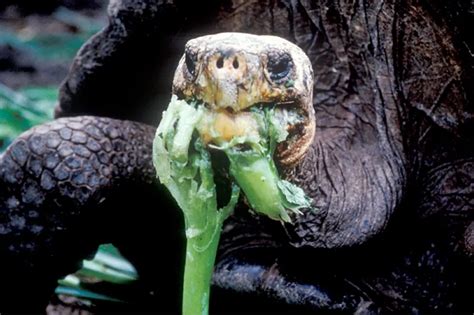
[
  {"left": 182, "top": 219, "right": 222, "bottom": 315},
  {"left": 181, "top": 184, "right": 238, "bottom": 315},
  {"left": 227, "top": 151, "right": 288, "bottom": 222}
]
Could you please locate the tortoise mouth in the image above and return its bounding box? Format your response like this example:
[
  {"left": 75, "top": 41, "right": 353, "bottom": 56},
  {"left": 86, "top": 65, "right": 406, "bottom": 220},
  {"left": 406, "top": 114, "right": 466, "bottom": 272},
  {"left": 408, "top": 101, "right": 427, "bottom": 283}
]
[
  {"left": 263, "top": 100, "right": 313, "bottom": 166},
  {"left": 180, "top": 95, "right": 313, "bottom": 166}
]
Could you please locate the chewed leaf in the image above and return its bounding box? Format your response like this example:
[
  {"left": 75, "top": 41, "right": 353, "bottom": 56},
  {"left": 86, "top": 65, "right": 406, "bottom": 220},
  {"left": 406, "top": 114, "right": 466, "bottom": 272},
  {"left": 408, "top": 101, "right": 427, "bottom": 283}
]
[
  {"left": 278, "top": 179, "right": 312, "bottom": 210},
  {"left": 152, "top": 134, "right": 171, "bottom": 184},
  {"left": 171, "top": 105, "right": 201, "bottom": 162},
  {"left": 157, "top": 95, "right": 186, "bottom": 134},
  {"left": 154, "top": 95, "right": 314, "bottom": 226},
  {"left": 267, "top": 108, "right": 289, "bottom": 144}
]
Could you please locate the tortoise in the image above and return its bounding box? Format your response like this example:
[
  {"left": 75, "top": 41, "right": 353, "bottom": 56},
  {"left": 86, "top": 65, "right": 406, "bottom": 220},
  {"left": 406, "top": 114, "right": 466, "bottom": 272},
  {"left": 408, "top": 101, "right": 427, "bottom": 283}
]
[{"left": 0, "top": 0, "right": 473, "bottom": 313}]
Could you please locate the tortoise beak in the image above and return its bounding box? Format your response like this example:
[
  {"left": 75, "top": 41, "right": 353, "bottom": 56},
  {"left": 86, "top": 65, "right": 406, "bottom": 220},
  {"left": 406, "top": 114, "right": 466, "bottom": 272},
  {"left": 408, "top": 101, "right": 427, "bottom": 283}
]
[{"left": 273, "top": 94, "right": 315, "bottom": 167}]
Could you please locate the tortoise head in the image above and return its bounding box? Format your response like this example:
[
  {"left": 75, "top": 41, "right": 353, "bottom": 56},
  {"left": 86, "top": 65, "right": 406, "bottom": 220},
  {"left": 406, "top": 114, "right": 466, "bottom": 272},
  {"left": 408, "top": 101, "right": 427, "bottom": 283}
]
[{"left": 172, "top": 32, "right": 315, "bottom": 166}]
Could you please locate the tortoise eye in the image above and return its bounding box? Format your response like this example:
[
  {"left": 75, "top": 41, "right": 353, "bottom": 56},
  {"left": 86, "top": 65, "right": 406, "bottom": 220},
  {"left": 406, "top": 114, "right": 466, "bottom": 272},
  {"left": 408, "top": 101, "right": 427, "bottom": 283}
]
[
  {"left": 185, "top": 49, "right": 198, "bottom": 77},
  {"left": 267, "top": 52, "right": 293, "bottom": 82}
]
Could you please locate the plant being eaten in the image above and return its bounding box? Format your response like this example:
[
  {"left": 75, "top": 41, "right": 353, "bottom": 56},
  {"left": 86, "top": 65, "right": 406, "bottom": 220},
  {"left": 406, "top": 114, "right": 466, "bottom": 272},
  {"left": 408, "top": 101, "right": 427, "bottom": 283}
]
[{"left": 153, "top": 32, "right": 315, "bottom": 315}]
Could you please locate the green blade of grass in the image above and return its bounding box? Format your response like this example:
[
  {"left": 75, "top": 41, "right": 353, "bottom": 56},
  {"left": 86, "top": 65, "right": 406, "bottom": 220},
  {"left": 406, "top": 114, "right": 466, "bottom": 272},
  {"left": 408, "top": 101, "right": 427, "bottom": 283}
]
[
  {"left": 78, "top": 260, "right": 138, "bottom": 285},
  {"left": 55, "top": 286, "right": 126, "bottom": 303},
  {"left": 93, "top": 250, "right": 138, "bottom": 277}
]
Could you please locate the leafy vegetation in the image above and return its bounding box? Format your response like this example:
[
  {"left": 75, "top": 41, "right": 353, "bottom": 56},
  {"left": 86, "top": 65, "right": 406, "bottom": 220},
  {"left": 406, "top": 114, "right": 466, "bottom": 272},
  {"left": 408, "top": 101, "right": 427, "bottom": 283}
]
[
  {"left": 0, "top": 8, "right": 104, "bottom": 62},
  {"left": 55, "top": 244, "right": 138, "bottom": 304},
  {"left": 153, "top": 96, "right": 312, "bottom": 315}
]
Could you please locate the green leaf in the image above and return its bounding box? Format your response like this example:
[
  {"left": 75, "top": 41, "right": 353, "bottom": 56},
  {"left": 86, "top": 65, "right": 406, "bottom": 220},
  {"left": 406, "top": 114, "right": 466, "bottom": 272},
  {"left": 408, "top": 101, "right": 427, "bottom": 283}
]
[
  {"left": 78, "top": 260, "right": 137, "bottom": 284},
  {"left": 55, "top": 286, "right": 125, "bottom": 303},
  {"left": 92, "top": 250, "right": 138, "bottom": 278},
  {"left": 278, "top": 180, "right": 311, "bottom": 211}
]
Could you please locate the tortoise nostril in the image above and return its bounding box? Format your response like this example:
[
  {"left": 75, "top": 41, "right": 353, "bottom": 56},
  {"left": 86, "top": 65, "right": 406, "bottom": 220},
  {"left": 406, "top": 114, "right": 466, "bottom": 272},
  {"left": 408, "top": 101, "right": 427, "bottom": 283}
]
[
  {"left": 216, "top": 57, "right": 224, "bottom": 69},
  {"left": 232, "top": 58, "right": 239, "bottom": 69}
]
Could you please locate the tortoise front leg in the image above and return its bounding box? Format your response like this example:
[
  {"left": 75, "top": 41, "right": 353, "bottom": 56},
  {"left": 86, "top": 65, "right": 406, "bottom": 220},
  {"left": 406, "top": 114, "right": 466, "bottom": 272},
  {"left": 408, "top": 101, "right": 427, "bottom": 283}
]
[
  {"left": 211, "top": 217, "right": 471, "bottom": 314},
  {"left": 0, "top": 116, "right": 177, "bottom": 312},
  {"left": 211, "top": 247, "right": 365, "bottom": 314}
]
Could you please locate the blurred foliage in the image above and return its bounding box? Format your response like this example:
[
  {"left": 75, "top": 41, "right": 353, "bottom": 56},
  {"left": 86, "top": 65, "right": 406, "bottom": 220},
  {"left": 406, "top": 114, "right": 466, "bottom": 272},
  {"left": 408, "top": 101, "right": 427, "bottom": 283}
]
[
  {"left": 0, "top": 30, "right": 88, "bottom": 62},
  {"left": 0, "top": 83, "right": 56, "bottom": 151},
  {"left": 0, "top": 7, "right": 104, "bottom": 62},
  {"left": 56, "top": 244, "right": 139, "bottom": 304}
]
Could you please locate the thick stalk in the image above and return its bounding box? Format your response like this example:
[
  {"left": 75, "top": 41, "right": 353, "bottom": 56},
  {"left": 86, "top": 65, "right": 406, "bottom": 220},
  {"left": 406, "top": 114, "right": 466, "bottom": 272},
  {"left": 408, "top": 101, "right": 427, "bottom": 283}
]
[
  {"left": 182, "top": 220, "right": 222, "bottom": 315},
  {"left": 227, "top": 152, "right": 288, "bottom": 222}
]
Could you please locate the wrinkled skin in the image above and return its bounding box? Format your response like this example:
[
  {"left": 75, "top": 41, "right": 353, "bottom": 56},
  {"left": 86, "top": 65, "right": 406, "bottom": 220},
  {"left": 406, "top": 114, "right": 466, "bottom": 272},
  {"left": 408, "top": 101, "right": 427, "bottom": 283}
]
[{"left": 1, "top": 0, "right": 473, "bottom": 313}]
